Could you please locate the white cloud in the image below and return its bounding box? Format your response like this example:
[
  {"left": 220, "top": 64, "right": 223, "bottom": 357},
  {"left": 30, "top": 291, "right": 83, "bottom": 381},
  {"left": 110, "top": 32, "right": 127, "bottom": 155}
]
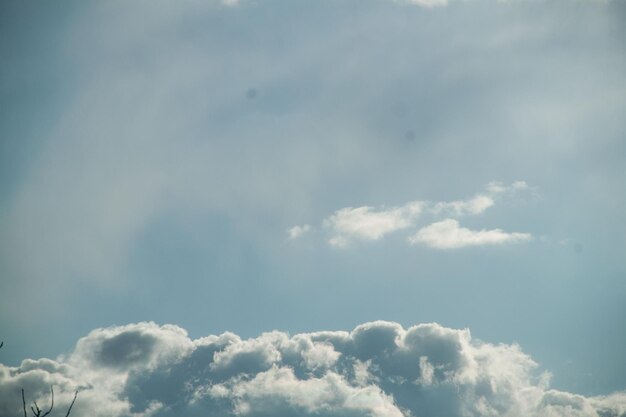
[
  {"left": 1, "top": 321, "right": 625, "bottom": 417},
  {"left": 409, "top": 218, "right": 532, "bottom": 249},
  {"left": 324, "top": 202, "right": 423, "bottom": 247},
  {"left": 316, "top": 181, "right": 534, "bottom": 248},
  {"left": 300, "top": 342, "right": 342, "bottom": 370},
  {"left": 287, "top": 224, "right": 311, "bottom": 240},
  {"left": 214, "top": 366, "right": 404, "bottom": 417}
]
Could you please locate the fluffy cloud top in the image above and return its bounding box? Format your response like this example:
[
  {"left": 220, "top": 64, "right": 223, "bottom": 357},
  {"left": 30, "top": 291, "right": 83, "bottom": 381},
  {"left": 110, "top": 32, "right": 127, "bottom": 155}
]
[
  {"left": 1, "top": 321, "right": 624, "bottom": 417},
  {"left": 409, "top": 218, "right": 532, "bottom": 249}
]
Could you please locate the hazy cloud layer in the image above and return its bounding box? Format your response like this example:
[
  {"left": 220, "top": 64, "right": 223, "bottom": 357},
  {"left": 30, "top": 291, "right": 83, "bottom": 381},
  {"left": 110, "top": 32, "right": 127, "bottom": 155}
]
[
  {"left": 1, "top": 0, "right": 625, "bottom": 398},
  {"left": 1, "top": 321, "right": 625, "bottom": 417}
]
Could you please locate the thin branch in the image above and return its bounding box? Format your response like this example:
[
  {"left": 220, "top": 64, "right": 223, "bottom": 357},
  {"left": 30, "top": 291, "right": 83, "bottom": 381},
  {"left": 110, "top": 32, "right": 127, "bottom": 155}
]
[
  {"left": 22, "top": 389, "right": 27, "bottom": 417},
  {"left": 41, "top": 386, "right": 54, "bottom": 417},
  {"left": 21, "top": 386, "right": 76, "bottom": 417},
  {"left": 64, "top": 391, "right": 78, "bottom": 417}
]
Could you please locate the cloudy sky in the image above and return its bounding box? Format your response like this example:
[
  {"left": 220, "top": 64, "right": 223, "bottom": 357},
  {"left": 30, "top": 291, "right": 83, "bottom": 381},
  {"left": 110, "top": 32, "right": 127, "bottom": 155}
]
[{"left": 0, "top": 0, "right": 625, "bottom": 415}]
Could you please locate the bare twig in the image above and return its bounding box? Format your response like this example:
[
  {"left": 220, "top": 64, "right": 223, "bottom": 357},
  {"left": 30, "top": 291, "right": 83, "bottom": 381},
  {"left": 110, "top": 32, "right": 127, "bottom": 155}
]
[
  {"left": 41, "top": 387, "right": 54, "bottom": 417},
  {"left": 22, "top": 388, "right": 27, "bottom": 417},
  {"left": 21, "top": 385, "right": 77, "bottom": 417},
  {"left": 64, "top": 391, "right": 78, "bottom": 417}
]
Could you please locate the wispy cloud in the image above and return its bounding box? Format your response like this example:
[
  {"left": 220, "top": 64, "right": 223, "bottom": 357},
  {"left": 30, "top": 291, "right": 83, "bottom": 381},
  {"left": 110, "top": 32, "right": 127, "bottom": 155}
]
[
  {"left": 409, "top": 218, "right": 532, "bottom": 249},
  {"left": 486, "top": 180, "right": 529, "bottom": 194},
  {"left": 287, "top": 224, "right": 311, "bottom": 240},
  {"left": 432, "top": 194, "right": 495, "bottom": 217},
  {"left": 431, "top": 181, "right": 529, "bottom": 217}
]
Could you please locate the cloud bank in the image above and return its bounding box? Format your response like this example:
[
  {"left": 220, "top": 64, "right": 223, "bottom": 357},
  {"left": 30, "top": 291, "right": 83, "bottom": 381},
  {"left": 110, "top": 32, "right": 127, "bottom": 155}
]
[{"left": 2, "top": 321, "right": 625, "bottom": 417}]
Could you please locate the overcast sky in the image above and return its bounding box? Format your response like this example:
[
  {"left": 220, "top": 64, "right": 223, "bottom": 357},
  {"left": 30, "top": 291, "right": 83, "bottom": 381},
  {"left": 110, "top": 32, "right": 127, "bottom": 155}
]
[{"left": 1, "top": 0, "right": 625, "bottom": 415}]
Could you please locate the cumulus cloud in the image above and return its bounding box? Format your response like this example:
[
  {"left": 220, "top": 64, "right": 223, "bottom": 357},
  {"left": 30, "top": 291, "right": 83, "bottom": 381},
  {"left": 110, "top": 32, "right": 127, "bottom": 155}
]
[
  {"left": 409, "top": 218, "right": 532, "bottom": 249},
  {"left": 324, "top": 202, "right": 423, "bottom": 247},
  {"left": 1, "top": 321, "right": 625, "bottom": 417}
]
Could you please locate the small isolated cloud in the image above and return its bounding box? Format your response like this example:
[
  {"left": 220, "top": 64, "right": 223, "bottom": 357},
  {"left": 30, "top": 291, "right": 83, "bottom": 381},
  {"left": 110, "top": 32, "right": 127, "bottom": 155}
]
[
  {"left": 1, "top": 321, "right": 625, "bottom": 417},
  {"left": 409, "top": 218, "right": 532, "bottom": 249},
  {"left": 287, "top": 224, "right": 311, "bottom": 240},
  {"left": 324, "top": 202, "right": 423, "bottom": 247},
  {"left": 486, "top": 180, "right": 529, "bottom": 194}
]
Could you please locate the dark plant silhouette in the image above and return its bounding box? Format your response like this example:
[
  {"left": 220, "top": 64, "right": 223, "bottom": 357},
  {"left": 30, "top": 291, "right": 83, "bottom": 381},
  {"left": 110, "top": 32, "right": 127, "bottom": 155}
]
[
  {"left": 1, "top": 343, "right": 78, "bottom": 417},
  {"left": 21, "top": 386, "right": 78, "bottom": 417}
]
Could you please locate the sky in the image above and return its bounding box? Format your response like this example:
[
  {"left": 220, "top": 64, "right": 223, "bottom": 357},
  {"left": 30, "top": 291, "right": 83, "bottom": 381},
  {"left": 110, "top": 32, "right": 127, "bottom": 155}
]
[{"left": 0, "top": 0, "right": 625, "bottom": 415}]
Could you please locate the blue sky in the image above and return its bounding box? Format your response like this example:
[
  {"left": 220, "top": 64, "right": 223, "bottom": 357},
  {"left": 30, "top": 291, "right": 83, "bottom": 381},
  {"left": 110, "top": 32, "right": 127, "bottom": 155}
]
[{"left": 1, "top": 0, "right": 625, "bottom": 415}]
